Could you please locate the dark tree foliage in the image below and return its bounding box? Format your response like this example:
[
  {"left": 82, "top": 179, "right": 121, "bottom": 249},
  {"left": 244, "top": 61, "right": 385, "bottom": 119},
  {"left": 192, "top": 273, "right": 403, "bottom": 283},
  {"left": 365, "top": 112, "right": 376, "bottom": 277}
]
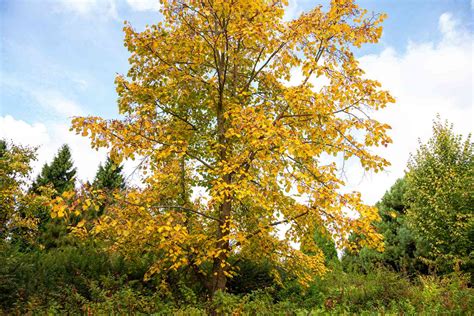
[
  {"left": 93, "top": 157, "right": 125, "bottom": 191},
  {"left": 342, "top": 178, "right": 428, "bottom": 275},
  {"left": 227, "top": 259, "right": 275, "bottom": 295},
  {"left": 32, "top": 145, "right": 76, "bottom": 195},
  {"left": 0, "top": 140, "right": 6, "bottom": 157},
  {"left": 313, "top": 227, "right": 338, "bottom": 263},
  {"left": 30, "top": 145, "right": 76, "bottom": 249},
  {"left": 302, "top": 225, "right": 338, "bottom": 263},
  {"left": 374, "top": 178, "right": 428, "bottom": 275}
]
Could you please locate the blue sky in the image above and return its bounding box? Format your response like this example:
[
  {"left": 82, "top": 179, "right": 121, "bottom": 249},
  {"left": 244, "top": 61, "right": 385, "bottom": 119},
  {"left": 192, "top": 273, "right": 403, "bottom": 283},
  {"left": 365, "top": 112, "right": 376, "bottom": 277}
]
[{"left": 0, "top": 0, "right": 472, "bottom": 204}]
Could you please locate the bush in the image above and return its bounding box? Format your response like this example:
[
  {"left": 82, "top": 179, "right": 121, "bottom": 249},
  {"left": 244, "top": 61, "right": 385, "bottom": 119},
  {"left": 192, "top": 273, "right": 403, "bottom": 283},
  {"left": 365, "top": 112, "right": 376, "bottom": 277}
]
[{"left": 2, "top": 238, "right": 472, "bottom": 315}]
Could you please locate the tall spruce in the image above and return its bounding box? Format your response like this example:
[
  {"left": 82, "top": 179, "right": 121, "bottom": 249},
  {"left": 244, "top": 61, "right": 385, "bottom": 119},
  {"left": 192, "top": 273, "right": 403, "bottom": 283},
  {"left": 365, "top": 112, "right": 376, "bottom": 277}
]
[
  {"left": 342, "top": 178, "right": 428, "bottom": 274},
  {"left": 374, "top": 178, "right": 428, "bottom": 274},
  {"left": 29, "top": 145, "right": 76, "bottom": 249},
  {"left": 32, "top": 145, "right": 76, "bottom": 195},
  {"left": 93, "top": 157, "right": 125, "bottom": 191}
]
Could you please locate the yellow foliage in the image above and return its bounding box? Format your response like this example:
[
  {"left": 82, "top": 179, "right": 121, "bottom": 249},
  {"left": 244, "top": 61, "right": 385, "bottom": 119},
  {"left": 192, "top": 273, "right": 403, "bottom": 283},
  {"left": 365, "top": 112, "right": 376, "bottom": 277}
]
[{"left": 68, "top": 0, "right": 393, "bottom": 291}]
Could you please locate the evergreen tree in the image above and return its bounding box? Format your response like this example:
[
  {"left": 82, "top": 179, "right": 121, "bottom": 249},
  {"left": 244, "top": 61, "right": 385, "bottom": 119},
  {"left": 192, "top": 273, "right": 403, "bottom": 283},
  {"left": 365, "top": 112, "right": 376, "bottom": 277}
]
[
  {"left": 32, "top": 145, "right": 76, "bottom": 195},
  {"left": 0, "top": 140, "right": 7, "bottom": 157},
  {"left": 30, "top": 145, "right": 76, "bottom": 249},
  {"left": 310, "top": 226, "right": 338, "bottom": 264},
  {"left": 374, "top": 178, "right": 428, "bottom": 275},
  {"left": 93, "top": 157, "right": 125, "bottom": 191},
  {"left": 342, "top": 178, "right": 428, "bottom": 274}
]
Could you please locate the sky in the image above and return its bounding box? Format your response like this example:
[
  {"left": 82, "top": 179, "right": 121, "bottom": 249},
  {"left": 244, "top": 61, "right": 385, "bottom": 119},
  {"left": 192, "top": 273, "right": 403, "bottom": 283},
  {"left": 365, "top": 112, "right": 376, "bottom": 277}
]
[{"left": 0, "top": 0, "right": 473, "bottom": 205}]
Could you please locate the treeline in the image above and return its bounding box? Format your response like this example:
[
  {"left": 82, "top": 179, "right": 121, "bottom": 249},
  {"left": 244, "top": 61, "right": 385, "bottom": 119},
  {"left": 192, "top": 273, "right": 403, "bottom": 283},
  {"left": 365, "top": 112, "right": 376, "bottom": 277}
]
[{"left": 0, "top": 119, "right": 472, "bottom": 314}]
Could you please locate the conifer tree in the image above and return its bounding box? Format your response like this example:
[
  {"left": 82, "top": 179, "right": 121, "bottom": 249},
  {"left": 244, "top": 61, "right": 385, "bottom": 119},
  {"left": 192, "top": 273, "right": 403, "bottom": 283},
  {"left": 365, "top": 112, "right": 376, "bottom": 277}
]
[
  {"left": 30, "top": 145, "right": 76, "bottom": 249},
  {"left": 374, "top": 178, "right": 428, "bottom": 274},
  {"left": 32, "top": 145, "right": 76, "bottom": 195},
  {"left": 313, "top": 227, "right": 338, "bottom": 263},
  {"left": 93, "top": 157, "right": 125, "bottom": 191},
  {"left": 341, "top": 178, "right": 428, "bottom": 274}
]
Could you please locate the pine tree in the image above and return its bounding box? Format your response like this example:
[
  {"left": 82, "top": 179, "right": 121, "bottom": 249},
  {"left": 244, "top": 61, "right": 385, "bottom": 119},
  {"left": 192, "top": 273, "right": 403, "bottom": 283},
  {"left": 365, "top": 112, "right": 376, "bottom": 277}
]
[
  {"left": 30, "top": 145, "right": 76, "bottom": 249},
  {"left": 374, "top": 178, "right": 428, "bottom": 274},
  {"left": 0, "top": 140, "right": 7, "bottom": 157},
  {"left": 341, "top": 178, "right": 429, "bottom": 274},
  {"left": 93, "top": 157, "right": 125, "bottom": 191},
  {"left": 32, "top": 145, "right": 76, "bottom": 195}
]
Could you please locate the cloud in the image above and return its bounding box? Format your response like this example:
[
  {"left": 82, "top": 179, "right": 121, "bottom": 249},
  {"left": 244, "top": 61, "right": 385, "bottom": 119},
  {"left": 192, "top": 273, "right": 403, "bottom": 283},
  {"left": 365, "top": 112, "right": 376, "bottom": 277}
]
[
  {"left": 0, "top": 115, "right": 106, "bottom": 183},
  {"left": 32, "top": 90, "right": 85, "bottom": 118},
  {"left": 53, "top": 0, "right": 119, "bottom": 20},
  {"left": 0, "top": 115, "right": 50, "bottom": 148},
  {"left": 55, "top": 0, "right": 97, "bottom": 15},
  {"left": 0, "top": 113, "right": 144, "bottom": 188},
  {"left": 126, "top": 0, "right": 161, "bottom": 11},
  {"left": 342, "top": 12, "right": 473, "bottom": 204},
  {"left": 0, "top": 77, "right": 85, "bottom": 121},
  {"left": 52, "top": 0, "right": 162, "bottom": 20}
]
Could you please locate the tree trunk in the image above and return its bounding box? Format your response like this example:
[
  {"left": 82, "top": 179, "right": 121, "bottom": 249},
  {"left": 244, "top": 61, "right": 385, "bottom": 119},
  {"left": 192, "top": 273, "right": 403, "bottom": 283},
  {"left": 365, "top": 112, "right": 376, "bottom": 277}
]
[{"left": 210, "top": 194, "right": 231, "bottom": 296}]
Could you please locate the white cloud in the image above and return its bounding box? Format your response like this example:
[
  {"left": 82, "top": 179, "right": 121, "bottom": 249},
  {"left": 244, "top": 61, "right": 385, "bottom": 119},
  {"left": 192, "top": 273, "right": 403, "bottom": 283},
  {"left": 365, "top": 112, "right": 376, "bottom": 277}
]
[
  {"left": 0, "top": 115, "right": 50, "bottom": 148},
  {"left": 32, "top": 90, "right": 85, "bottom": 118},
  {"left": 55, "top": 0, "right": 97, "bottom": 15},
  {"left": 126, "top": 0, "right": 161, "bottom": 11},
  {"left": 53, "top": 0, "right": 119, "bottom": 20},
  {"left": 342, "top": 12, "right": 473, "bottom": 205},
  {"left": 0, "top": 74, "right": 85, "bottom": 119},
  {"left": 0, "top": 113, "right": 144, "bottom": 188},
  {"left": 0, "top": 115, "right": 106, "bottom": 183},
  {"left": 439, "top": 12, "right": 457, "bottom": 38}
]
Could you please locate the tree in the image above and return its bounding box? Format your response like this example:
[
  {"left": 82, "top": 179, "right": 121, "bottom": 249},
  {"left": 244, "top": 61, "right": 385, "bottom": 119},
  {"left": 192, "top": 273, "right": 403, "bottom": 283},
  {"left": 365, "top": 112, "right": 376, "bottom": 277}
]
[
  {"left": 93, "top": 157, "right": 126, "bottom": 191},
  {"left": 342, "top": 178, "right": 428, "bottom": 274},
  {"left": 31, "top": 145, "right": 77, "bottom": 249},
  {"left": 302, "top": 225, "right": 337, "bottom": 264},
  {"left": 313, "top": 227, "right": 338, "bottom": 263},
  {"left": 0, "top": 140, "right": 42, "bottom": 245},
  {"left": 69, "top": 0, "right": 393, "bottom": 295},
  {"left": 32, "top": 145, "right": 76, "bottom": 195},
  {"left": 405, "top": 118, "right": 473, "bottom": 272},
  {"left": 374, "top": 178, "right": 428, "bottom": 274}
]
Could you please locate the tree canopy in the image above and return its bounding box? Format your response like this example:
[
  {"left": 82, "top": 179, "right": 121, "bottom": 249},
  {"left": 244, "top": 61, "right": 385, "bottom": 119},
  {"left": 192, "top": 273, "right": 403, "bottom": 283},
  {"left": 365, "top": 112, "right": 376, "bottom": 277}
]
[
  {"left": 65, "top": 0, "right": 393, "bottom": 294},
  {"left": 405, "top": 118, "right": 473, "bottom": 271}
]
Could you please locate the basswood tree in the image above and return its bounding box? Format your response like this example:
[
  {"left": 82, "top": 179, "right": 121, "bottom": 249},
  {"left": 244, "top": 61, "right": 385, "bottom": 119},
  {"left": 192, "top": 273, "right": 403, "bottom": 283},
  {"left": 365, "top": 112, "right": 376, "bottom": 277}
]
[{"left": 67, "top": 0, "right": 393, "bottom": 295}]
